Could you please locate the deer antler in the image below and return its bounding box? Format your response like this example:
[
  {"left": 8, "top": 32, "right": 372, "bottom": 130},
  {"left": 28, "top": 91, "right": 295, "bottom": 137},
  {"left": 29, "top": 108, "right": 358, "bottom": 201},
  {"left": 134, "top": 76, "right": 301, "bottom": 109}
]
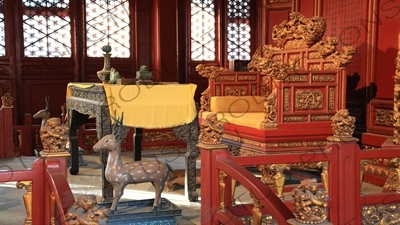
[
  {"left": 111, "top": 111, "right": 124, "bottom": 141},
  {"left": 45, "top": 95, "right": 50, "bottom": 112}
]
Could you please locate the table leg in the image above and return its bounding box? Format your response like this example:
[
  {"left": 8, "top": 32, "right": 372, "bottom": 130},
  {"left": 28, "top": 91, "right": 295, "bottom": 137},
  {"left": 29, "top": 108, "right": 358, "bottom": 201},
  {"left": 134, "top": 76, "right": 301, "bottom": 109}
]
[
  {"left": 133, "top": 128, "right": 142, "bottom": 161},
  {"left": 173, "top": 118, "right": 199, "bottom": 202},
  {"left": 68, "top": 110, "right": 89, "bottom": 175}
]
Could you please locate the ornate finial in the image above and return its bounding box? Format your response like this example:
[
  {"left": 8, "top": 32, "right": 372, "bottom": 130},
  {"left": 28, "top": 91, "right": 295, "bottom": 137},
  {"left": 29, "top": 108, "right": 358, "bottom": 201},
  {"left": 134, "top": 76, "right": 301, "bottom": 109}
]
[
  {"left": 287, "top": 178, "right": 331, "bottom": 225},
  {"left": 327, "top": 109, "right": 359, "bottom": 142},
  {"left": 40, "top": 117, "right": 69, "bottom": 153},
  {"left": 312, "top": 37, "right": 339, "bottom": 58},
  {"left": 198, "top": 113, "right": 224, "bottom": 144},
  {"left": 1, "top": 93, "right": 13, "bottom": 108},
  {"left": 97, "top": 45, "right": 112, "bottom": 83}
]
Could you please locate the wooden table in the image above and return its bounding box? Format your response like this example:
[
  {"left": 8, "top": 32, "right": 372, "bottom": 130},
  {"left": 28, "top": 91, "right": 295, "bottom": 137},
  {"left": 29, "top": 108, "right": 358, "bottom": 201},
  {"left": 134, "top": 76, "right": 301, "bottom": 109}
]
[{"left": 66, "top": 83, "right": 199, "bottom": 202}]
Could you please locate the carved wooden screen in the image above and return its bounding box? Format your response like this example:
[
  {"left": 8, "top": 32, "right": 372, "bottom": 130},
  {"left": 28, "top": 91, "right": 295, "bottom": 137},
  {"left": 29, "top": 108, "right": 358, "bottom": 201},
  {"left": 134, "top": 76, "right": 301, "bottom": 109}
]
[
  {"left": 227, "top": 0, "right": 251, "bottom": 61},
  {"left": 22, "top": 0, "right": 71, "bottom": 57},
  {"left": 0, "top": 0, "right": 4, "bottom": 57},
  {"left": 190, "top": 0, "right": 216, "bottom": 61},
  {"left": 85, "top": 0, "right": 130, "bottom": 58}
]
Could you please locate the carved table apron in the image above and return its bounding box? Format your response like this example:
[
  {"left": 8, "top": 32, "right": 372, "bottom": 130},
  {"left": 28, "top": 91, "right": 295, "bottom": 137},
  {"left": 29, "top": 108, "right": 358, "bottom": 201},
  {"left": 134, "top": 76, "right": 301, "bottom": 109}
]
[{"left": 66, "top": 84, "right": 199, "bottom": 202}]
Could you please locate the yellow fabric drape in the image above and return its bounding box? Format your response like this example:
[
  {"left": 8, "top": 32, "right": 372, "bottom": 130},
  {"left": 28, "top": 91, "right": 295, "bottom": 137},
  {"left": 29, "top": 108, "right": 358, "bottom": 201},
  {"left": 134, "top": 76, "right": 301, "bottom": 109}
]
[{"left": 103, "top": 83, "right": 197, "bottom": 128}]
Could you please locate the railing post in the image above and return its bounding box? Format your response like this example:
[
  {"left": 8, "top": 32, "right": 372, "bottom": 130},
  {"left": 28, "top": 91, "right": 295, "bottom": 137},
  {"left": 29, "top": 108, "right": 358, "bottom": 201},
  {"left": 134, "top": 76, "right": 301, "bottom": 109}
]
[
  {"left": 198, "top": 143, "right": 229, "bottom": 225},
  {"left": 326, "top": 141, "right": 361, "bottom": 225},
  {"left": 1, "top": 93, "right": 14, "bottom": 158}
]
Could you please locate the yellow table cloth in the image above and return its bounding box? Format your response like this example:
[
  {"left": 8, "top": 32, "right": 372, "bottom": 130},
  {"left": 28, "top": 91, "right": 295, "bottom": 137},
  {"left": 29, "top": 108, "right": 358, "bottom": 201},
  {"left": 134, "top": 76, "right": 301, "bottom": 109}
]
[
  {"left": 67, "top": 83, "right": 197, "bottom": 128},
  {"left": 103, "top": 83, "right": 197, "bottom": 128}
]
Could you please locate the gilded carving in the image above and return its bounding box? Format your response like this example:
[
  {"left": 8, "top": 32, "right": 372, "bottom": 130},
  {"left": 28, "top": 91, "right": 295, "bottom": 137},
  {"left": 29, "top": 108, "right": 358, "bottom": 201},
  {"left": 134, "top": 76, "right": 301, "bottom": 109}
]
[
  {"left": 272, "top": 12, "right": 326, "bottom": 48},
  {"left": 222, "top": 133, "right": 241, "bottom": 142},
  {"left": 216, "top": 75, "right": 235, "bottom": 81},
  {"left": 312, "top": 37, "right": 339, "bottom": 58},
  {"left": 309, "top": 65, "right": 321, "bottom": 70},
  {"left": 241, "top": 138, "right": 267, "bottom": 147},
  {"left": 65, "top": 195, "right": 109, "bottom": 224},
  {"left": 247, "top": 45, "right": 280, "bottom": 72},
  {"left": 225, "top": 86, "right": 247, "bottom": 96},
  {"left": 307, "top": 141, "right": 328, "bottom": 146},
  {"left": 311, "top": 115, "right": 333, "bottom": 121},
  {"left": 329, "top": 87, "right": 335, "bottom": 110},
  {"left": 375, "top": 109, "right": 394, "bottom": 127},
  {"left": 362, "top": 204, "right": 400, "bottom": 225},
  {"left": 261, "top": 76, "right": 270, "bottom": 96},
  {"left": 199, "top": 87, "right": 210, "bottom": 116},
  {"left": 260, "top": 88, "right": 278, "bottom": 129},
  {"left": 251, "top": 84, "right": 256, "bottom": 96},
  {"left": 278, "top": 142, "right": 302, "bottom": 148},
  {"left": 215, "top": 85, "right": 220, "bottom": 96},
  {"left": 283, "top": 116, "right": 308, "bottom": 122},
  {"left": 284, "top": 88, "right": 290, "bottom": 111},
  {"left": 285, "top": 75, "right": 308, "bottom": 82},
  {"left": 1, "top": 93, "right": 13, "bottom": 108},
  {"left": 238, "top": 75, "right": 257, "bottom": 81},
  {"left": 329, "top": 46, "right": 356, "bottom": 68},
  {"left": 295, "top": 89, "right": 323, "bottom": 110},
  {"left": 40, "top": 117, "right": 69, "bottom": 153},
  {"left": 143, "top": 131, "right": 180, "bottom": 142},
  {"left": 290, "top": 179, "right": 329, "bottom": 224},
  {"left": 198, "top": 113, "right": 223, "bottom": 145},
  {"left": 195, "top": 64, "right": 228, "bottom": 79},
  {"left": 308, "top": 52, "right": 321, "bottom": 59},
  {"left": 393, "top": 34, "right": 400, "bottom": 144},
  {"left": 323, "top": 63, "right": 336, "bottom": 70},
  {"left": 312, "top": 75, "right": 335, "bottom": 82},
  {"left": 142, "top": 145, "right": 185, "bottom": 151},
  {"left": 329, "top": 109, "right": 357, "bottom": 141}
]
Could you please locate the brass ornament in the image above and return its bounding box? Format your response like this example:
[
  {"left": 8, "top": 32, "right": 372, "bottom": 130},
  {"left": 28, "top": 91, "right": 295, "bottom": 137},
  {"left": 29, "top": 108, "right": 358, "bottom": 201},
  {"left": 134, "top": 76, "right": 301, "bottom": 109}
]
[
  {"left": 328, "top": 109, "right": 358, "bottom": 142},
  {"left": 1, "top": 93, "right": 13, "bottom": 108},
  {"left": 198, "top": 113, "right": 224, "bottom": 145},
  {"left": 291, "top": 179, "right": 329, "bottom": 224}
]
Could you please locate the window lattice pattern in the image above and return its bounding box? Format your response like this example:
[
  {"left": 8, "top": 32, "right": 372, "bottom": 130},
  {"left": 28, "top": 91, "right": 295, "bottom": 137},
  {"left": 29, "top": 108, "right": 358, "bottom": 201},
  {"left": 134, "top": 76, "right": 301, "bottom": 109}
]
[
  {"left": 86, "top": 0, "right": 130, "bottom": 58},
  {"left": 0, "top": 0, "right": 5, "bottom": 56},
  {"left": 23, "top": 0, "right": 71, "bottom": 57},
  {"left": 227, "top": 0, "right": 251, "bottom": 60},
  {"left": 191, "top": 0, "right": 215, "bottom": 61}
]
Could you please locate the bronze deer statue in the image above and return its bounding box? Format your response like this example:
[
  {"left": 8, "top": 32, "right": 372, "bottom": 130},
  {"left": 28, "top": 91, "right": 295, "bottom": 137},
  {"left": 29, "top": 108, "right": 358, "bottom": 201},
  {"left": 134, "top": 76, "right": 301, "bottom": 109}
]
[
  {"left": 93, "top": 112, "right": 173, "bottom": 213},
  {"left": 33, "top": 95, "right": 50, "bottom": 128}
]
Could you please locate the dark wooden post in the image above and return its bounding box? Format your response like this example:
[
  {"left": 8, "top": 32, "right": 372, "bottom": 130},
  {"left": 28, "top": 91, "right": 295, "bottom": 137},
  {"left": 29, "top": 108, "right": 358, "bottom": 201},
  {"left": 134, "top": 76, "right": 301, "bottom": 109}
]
[
  {"left": 1, "top": 93, "right": 14, "bottom": 158},
  {"left": 24, "top": 113, "right": 33, "bottom": 156}
]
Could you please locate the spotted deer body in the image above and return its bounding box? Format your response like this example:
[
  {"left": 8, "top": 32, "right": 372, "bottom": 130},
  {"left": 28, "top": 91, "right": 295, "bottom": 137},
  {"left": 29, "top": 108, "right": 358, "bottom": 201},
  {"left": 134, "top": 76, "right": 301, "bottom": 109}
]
[{"left": 93, "top": 113, "right": 172, "bottom": 213}]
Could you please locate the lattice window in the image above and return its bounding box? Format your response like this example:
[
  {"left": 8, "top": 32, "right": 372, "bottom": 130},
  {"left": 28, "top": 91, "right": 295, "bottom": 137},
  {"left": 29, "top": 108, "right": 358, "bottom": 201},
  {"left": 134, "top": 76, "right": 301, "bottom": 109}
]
[
  {"left": 0, "top": 0, "right": 4, "bottom": 57},
  {"left": 22, "top": 0, "right": 71, "bottom": 57},
  {"left": 227, "top": 0, "right": 251, "bottom": 60},
  {"left": 191, "top": 0, "right": 216, "bottom": 61},
  {"left": 86, "top": 0, "right": 130, "bottom": 58}
]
